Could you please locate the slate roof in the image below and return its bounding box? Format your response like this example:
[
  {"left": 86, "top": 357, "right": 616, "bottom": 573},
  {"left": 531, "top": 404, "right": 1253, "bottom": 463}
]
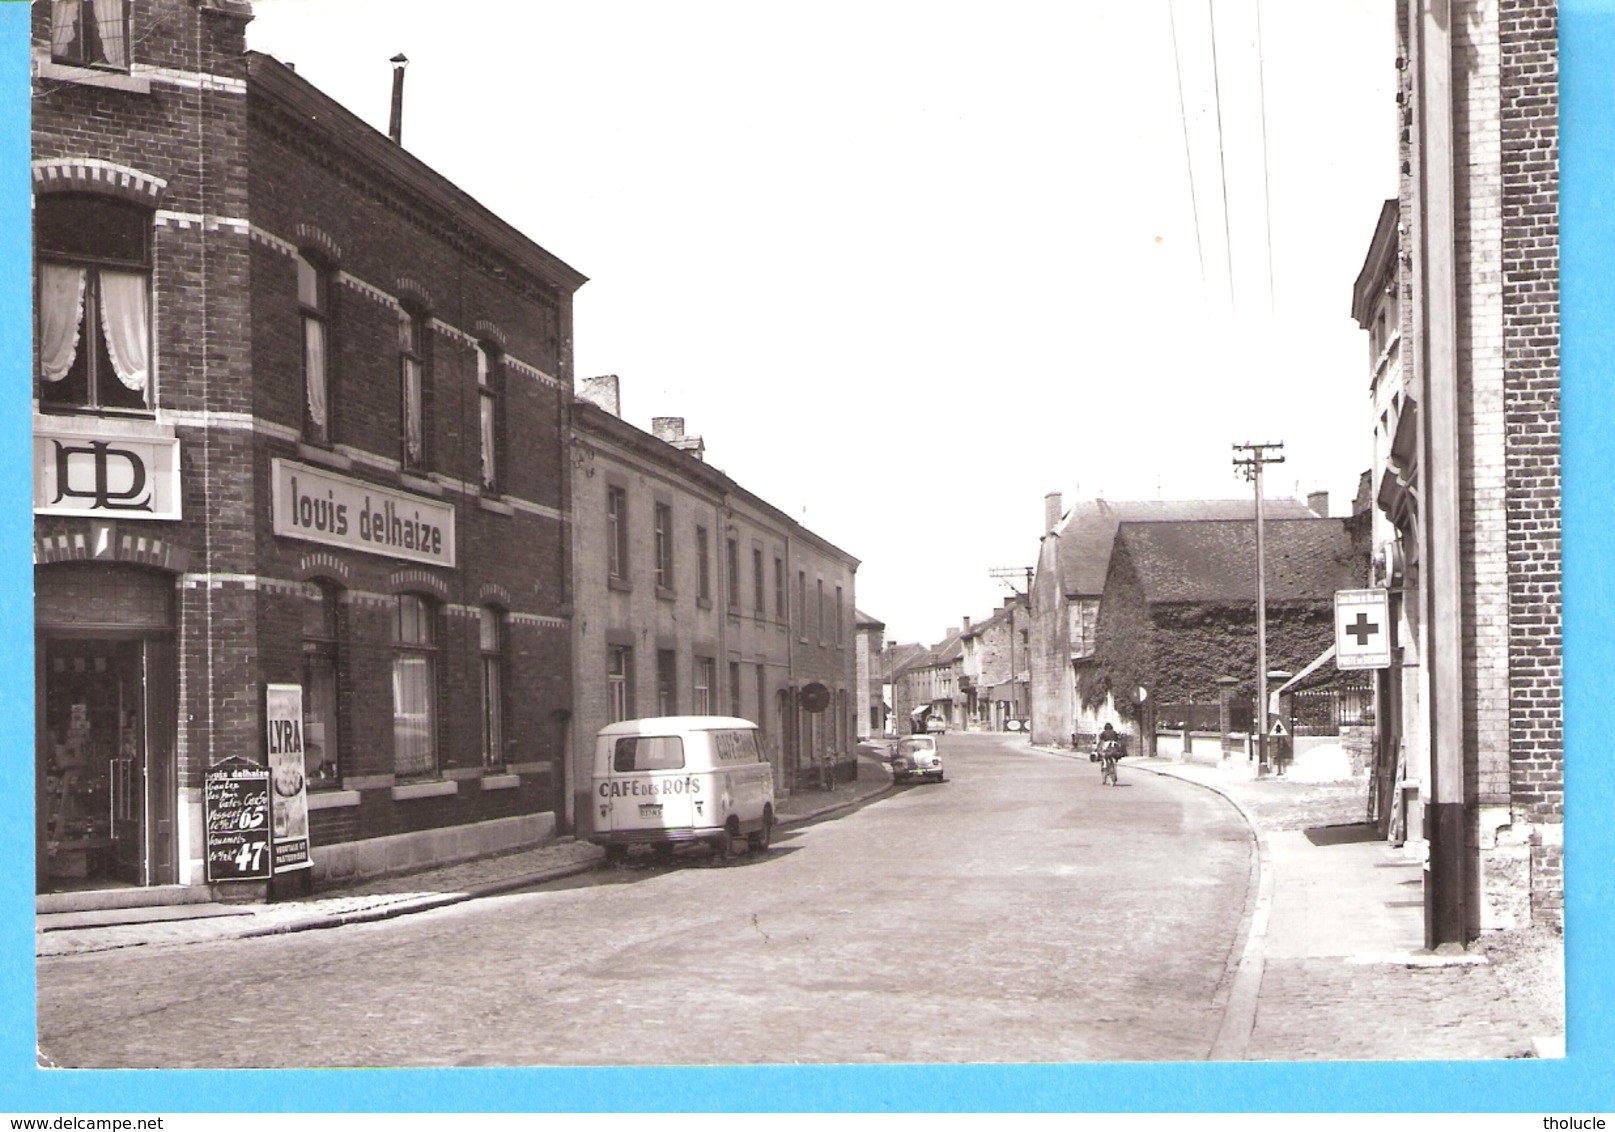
[
  {"left": 883, "top": 642, "right": 932, "bottom": 681},
  {"left": 1114, "top": 518, "right": 1364, "bottom": 606},
  {"left": 1054, "top": 498, "right": 1318, "bottom": 597}
]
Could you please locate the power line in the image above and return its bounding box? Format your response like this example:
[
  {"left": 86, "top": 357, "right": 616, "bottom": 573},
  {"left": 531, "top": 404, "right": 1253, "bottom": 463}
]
[
  {"left": 1168, "top": 0, "right": 1208, "bottom": 302},
  {"left": 1207, "top": 0, "right": 1236, "bottom": 313},
  {"left": 1255, "top": 0, "right": 1276, "bottom": 315}
]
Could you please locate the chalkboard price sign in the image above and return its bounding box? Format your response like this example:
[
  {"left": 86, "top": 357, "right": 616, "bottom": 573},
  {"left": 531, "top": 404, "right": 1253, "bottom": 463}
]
[{"left": 204, "top": 758, "right": 272, "bottom": 882}]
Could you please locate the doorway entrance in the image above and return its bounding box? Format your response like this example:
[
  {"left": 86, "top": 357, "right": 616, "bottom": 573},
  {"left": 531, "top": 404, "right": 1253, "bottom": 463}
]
[{"left": 37, "top": 635, "right": 175, "bottom": 891}]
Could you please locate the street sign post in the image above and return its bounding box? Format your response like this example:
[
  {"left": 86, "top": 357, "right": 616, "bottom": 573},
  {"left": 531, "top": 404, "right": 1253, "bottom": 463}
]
[{"left": 1335, "top": 588, "right": 1393, "bottom": 670}]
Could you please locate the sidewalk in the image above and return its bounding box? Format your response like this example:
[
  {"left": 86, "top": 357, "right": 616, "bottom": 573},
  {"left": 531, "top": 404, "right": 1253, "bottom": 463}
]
[
  {"left": 36, "top": 755, "right": 895, "bottom": 960},
  {"left": 1119, "top": 750, "right": 1565, "bottom": 1060}
]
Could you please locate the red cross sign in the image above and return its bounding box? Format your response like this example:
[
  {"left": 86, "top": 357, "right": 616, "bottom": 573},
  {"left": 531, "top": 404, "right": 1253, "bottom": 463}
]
[{"left": 1335, "top": 588, "right": 1392, "bottom": 670}]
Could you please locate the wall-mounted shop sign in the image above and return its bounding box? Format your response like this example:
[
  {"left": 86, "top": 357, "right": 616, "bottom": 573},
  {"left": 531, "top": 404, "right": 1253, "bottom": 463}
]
[
  {"left": 271, "top": 458, "right": 456, "bottom": 568},
  {"left": 33, "top": 428, "right": 181, "bottom": 519}
]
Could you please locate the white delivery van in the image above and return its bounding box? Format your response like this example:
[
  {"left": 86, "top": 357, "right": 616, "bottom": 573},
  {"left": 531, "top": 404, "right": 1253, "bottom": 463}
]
[{"left": 590, "top": 716, "right": 775, "bottom": 861}]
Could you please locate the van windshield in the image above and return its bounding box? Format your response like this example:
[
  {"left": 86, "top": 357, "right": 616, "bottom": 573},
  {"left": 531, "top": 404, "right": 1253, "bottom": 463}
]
[{"left": 613, "top": 736, "right": 685, "bottom": 772}]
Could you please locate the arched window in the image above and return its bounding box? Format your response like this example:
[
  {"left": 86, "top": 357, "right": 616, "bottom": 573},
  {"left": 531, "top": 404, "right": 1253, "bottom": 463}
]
[
  {"left": 480, "top": 606, "right": 506, "bottom": 769},
  {"left": 392, "top": 594, "right": 440, "bottom": 777},
  {"left": 399, "top": 306, "right": 429, "bottom": 470},
  {"left": 477, "top": 342, "right": 503, "bottom": 493},
  {"left": 302, "top": 581, "right": 342, "bottom": 788},
  {"left": 36, "top": 194, "right": 151, "bottom": 413},
  {"left": 297, "top": 250, "right": 332, "bottom": 443}
]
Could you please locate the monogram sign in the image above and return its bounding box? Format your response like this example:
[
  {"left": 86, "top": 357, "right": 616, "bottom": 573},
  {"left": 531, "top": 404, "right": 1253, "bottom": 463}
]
[{"left": 33, "top": 430, "right": 181, "bottom": 519}]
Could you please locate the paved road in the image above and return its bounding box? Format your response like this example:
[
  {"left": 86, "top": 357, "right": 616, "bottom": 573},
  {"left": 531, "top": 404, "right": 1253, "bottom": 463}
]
[{"left": 38, "top": 734, "right": 1256, "bottom": 1068}]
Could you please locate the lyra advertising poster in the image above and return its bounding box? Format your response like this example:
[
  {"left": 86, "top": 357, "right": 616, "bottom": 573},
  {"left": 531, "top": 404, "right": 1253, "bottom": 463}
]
[{"left": 265, "top": 683, "right": 313, "bottom": 873}]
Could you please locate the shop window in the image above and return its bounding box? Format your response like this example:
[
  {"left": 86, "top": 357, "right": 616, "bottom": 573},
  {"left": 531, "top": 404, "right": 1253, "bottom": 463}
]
[
  {"left": 654, "top": 503, "right": 674, "bottom": 590},
  {"left": 608, "top": 645, "right": 634, "bottom": 723},
  {"left": 477, "top": 343, "right": 502, "bottom": 493},
  {"left": 607, "top": 486, "right": 628, "bottom": 582},
  {"left": 399, "top": 306, "right": 429, "bottom": 470},
  {"left": 480, "top": 606, "right": 505, "bottom": 770},
  {"left": 302, "top": 581, "right": 342, "bottom": 788},
  {"left": 35, "top": 195, "right": 151, "bottom": 413},
  {"left": 298, "top": 251, "right": 332, "bottom": 443},
  {"left": 50, "top": 1, "right": 130, "bottom": 70},
  {"left": 392, "top": 594, "right": 440, "bottom": 777},
  {"left": 694, "top": 656, "right": 715, "bottom": 715}
]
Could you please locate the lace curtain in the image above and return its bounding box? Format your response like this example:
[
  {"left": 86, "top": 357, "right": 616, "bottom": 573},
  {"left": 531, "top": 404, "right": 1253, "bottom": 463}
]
[{"left": 38, "top": 264, "right": 86, "bottom": 383}]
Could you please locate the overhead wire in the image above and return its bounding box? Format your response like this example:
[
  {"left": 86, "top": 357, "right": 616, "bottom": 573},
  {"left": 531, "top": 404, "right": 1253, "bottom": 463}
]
[
  {"left": 1255, "top": 0, "right": 1276, "bottom": 315},
  {"left": 1207, "top": 0, "right": 1236, "bottom": 313},
  {"left": 1168, "top": 0, "right": 1209, "bottom": 302}
]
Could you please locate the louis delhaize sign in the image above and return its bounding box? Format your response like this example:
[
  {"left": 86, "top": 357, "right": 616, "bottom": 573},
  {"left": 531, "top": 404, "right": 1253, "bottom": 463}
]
[
  {"left": 272, "top": 457, "right": 455, "bottom": 567},
  {"left": 265, "top": 683, "right": 313, "bottom": 873}
]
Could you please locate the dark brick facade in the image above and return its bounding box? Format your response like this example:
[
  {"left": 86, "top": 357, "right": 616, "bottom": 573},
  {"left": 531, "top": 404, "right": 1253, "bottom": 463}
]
[{"left": 33, "top": 0, "right": 583, "bottom": 891}]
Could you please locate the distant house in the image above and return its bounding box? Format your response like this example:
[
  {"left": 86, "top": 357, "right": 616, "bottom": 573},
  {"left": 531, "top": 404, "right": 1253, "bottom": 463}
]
[
  {"left": 881, "top": 641, "right": 931, "bottom": 736},
  {"left": 959, "top": 597, "right": 1031, "bottom": 731},
  {"left": 887, "top": 632, "right": 963, "bottom": 733},
  {"left": 1028, "top": 493, "right": 1321, "bottom": 747},
  {"left": 854, "top": 609, "right": 886, "bottom": 738},
  {"left": 1081, "top": 517, "right": 1368, "bottom": 753}
]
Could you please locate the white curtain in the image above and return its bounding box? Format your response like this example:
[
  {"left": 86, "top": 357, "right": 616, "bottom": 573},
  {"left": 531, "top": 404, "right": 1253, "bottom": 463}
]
[
  {"left": 50, "top": 1, "right": 79, "bottom": 59},
  {"left": 303, "top": 316, "right": 327, "bottom": 430},
  {"left": 403, "top": 358, "right": 422, "bottom": 462},
  {"left": 392, "top": 654, "right": 435, "bottom": 777},
  {"left": 97, "top": 270, "right": 149, "bottom": 393},
  {"left": 91, "top": 0, "right": 126, "bottom": 67},
  {"left": 38, "top": 264, "right": 86, "bottom": 383},
  {"left": 480, "top": 392, "right": 497, "bottom": 488}
]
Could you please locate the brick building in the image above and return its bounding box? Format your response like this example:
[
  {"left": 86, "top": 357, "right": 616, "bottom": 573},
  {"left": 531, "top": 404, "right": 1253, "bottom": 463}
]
[
  {"left": 569, "top": 381, "right": 860, "bottom": 822},
  {"left": 33, "top": 1, "right": 583, "bottom": 896},
  {"left": 1362, "top": 0, "right": 1562, "bottom": 942}
]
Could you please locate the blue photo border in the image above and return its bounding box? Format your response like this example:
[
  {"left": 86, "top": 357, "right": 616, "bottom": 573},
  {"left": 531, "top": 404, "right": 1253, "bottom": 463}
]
[{"left": 1, "top": 0, "right": 1610, "bottom": 1112}]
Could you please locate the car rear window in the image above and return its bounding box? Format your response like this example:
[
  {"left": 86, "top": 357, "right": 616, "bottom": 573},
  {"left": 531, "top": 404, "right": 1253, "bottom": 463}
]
[{"left": 613, "top": 736, "right": 685, "bottom": 772}]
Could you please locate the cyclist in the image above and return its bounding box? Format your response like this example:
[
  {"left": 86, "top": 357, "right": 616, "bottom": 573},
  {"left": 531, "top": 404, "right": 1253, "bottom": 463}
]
[{"left": 1095, "top": 722, "right": 1124, "bottom": 786}]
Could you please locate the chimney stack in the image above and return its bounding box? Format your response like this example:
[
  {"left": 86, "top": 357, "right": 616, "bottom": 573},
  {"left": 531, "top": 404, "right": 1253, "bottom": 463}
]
[
  {"left": 1307, "top": 490, "right": 1330, "bottom": 518},
  {"left": 577, "top": 375, "right": 621, "bottom": 417},
  {"left": 652, "top": 417, "right": 706, "bottom": 462},
  {"left": 388, "top": 54, "right": 408, "bottom": 145},
  {"left": 962, "top": 615, "right": 972, "bottom": 634},
  {"left": 1044, "top": 492, "right": 1063, "bottom": 534}
]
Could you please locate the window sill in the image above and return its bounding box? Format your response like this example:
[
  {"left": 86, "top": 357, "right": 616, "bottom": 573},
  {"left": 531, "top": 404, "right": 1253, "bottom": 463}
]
[
  {"left": 608, "top": 575, "right": 632, "bottom": 593},
  {"left": 481, "top": 773, "right": 520, "bottom": 791},
  {"left": 391, "top": 780, "right": 459, "bottom": 801},
  {"left": 478, "top": 496, "right": 515, "bottom": 517},
  {"left": 399, "top": 471, "right": 445, "bottom": 496},
  {"left": 296, "top": 443, "right": 354, "bottom": 471},
  {"left": 34, "top": 55, "right": 151, "bottom": 94},
  {"left": 307, "top": 789, "right": 361, "bottom": 810},
  {"left": 655, "top": 585, "right": 677, "bottom": 602}
]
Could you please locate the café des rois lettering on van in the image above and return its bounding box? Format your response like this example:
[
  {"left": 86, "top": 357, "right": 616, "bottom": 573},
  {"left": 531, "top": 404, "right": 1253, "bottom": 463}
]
[{"left": 271, "top": 458, "right": 456, "bottom": 568}]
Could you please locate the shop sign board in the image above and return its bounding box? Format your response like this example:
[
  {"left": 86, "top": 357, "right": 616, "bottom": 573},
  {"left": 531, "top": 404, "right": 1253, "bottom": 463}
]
[
  {"left": 203, "top": 758, "right": 271, "bottom": 882},
  {"left": 271, "top": 457, "right": 456, "bottom": 568},
  {"left": 265, "top": 683, "right": 313, "bottom": 873},
  {"left": 1335, "top": 588, "right": 1393, "bottom": 670},
  {"left": 33, "top": 428, "right": 181, "bottom": 519}
]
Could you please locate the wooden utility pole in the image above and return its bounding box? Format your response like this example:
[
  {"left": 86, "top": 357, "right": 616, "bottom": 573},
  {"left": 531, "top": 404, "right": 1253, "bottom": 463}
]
[{"left": 1233, "top": 441, "right": 1284, "bottom": 775}]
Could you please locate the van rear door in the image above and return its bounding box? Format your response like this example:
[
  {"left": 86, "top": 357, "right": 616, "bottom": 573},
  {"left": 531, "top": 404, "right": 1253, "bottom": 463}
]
[{"left": 600, "top": 733, "right": 697, "bottom": 836}]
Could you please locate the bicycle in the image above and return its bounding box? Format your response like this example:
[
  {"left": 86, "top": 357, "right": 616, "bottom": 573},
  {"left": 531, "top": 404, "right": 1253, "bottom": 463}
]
[{"left": 1096, "top": 739, "right": 1123, "bottom": 786}]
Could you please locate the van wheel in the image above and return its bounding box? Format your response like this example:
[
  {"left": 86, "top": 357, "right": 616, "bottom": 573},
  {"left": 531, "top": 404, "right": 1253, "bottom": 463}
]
[{"left": 747, "top": 807, "right": 774, "bottom": 851}]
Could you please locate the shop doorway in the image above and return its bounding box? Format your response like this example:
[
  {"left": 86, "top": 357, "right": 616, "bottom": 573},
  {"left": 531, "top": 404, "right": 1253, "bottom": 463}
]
[{"left": 37, "top": 635, "right": 175, "bottom": 892}]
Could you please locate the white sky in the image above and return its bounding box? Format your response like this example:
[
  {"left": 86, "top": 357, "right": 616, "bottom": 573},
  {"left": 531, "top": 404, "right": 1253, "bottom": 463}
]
[{"left": 246, "top": 0, "right": 1399, "bottom": 645}]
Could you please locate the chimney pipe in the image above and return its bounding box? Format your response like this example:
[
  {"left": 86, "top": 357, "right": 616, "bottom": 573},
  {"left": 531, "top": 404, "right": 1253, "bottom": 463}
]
[
  {"left": 1307, "top": 490, "right": 1330, "bottom": 518},
  {"left": 388, "top": 54, "right": 408, "bottom": 145},
  {"left": 1044, "top": 492, "right": 1063, "bottom": 534}
]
